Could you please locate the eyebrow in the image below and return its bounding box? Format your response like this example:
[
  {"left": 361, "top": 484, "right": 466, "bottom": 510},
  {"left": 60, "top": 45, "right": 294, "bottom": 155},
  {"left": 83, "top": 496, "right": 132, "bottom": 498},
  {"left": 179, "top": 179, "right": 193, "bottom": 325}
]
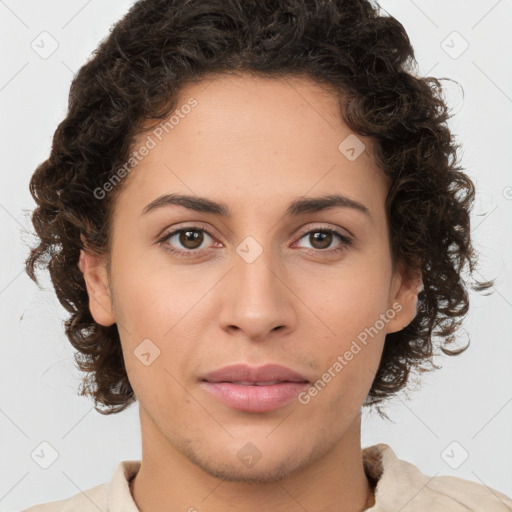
[{"left": 140, "top": 193, "right": 372, "bottom": 220}]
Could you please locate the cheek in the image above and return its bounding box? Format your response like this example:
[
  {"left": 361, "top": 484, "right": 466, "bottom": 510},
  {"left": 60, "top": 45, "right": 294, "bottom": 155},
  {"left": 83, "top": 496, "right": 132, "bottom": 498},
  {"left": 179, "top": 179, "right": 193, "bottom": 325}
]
[
  {"left": 108, "top": 267, "right": 198, "bottom": 398},
  {"left": 296, "top": 271, "right": 390, "bottom": 407},
  {"left": 110, "top": 247, "right": 201, "bottom": 337},
  {"left": 301, "top": 331, "right": 384, "bottom": 419},
  {"left": 304, "top": 265, "right": 392, "bottom": 341}
]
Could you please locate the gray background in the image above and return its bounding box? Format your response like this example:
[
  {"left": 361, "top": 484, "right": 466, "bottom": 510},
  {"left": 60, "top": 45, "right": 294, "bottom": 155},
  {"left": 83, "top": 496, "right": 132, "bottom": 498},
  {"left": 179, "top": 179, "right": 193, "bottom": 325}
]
[{"left": 1, "top": 1, "right": 511, "bottom": 510}]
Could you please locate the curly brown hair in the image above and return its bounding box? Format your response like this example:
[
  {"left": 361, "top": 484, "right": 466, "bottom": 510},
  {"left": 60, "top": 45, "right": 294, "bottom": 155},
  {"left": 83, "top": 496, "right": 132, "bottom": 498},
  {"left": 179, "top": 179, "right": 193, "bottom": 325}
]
[{"left": 25, "top": 0, "right": 493, "bottom": 415}]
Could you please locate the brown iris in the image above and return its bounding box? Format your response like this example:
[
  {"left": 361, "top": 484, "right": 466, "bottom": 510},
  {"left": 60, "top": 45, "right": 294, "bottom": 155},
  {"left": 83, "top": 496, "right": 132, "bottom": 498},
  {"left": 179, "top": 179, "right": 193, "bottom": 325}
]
[
  {"left": 179, "top": 230, "right": 204, "bottom": 250},
  {"left": 309, "top": 231, "right": 332, "bottom": 250}
]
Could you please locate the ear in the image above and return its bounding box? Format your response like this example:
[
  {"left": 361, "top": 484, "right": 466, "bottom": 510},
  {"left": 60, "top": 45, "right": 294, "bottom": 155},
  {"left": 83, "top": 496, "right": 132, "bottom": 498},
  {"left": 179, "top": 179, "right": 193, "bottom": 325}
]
[
  {"left": 78, "top": 247, "right": 116, "bottom": 327},
  {"left": 385, "top": 260, "right": 423, "bottom": 334}
]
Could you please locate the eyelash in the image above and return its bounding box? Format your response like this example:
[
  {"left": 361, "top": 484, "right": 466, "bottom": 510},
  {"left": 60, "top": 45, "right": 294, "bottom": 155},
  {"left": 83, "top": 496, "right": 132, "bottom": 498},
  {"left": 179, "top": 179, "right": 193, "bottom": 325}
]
[{"left": 157, "top": 224, "right": 353, "bottom": 258}]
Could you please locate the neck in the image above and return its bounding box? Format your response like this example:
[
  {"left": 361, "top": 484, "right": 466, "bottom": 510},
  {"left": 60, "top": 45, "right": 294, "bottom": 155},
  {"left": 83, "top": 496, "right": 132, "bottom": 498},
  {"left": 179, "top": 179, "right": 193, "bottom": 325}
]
[{"left": 131, "top": 408, "right": 375, "bottom": 512}]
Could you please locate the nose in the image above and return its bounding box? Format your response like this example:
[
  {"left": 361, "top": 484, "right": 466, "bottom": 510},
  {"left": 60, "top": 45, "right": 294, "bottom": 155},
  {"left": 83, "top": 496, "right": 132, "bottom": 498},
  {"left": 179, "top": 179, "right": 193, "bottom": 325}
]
[{"left": 217, "top": 245, "right": 298, "bottom": 342}]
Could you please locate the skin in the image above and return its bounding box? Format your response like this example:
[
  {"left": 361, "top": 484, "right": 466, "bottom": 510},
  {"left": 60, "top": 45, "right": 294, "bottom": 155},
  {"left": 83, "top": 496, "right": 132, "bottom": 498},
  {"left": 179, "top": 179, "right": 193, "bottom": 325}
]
[{"left": 79, "top": 73, "right": 422, "bottom": 512}]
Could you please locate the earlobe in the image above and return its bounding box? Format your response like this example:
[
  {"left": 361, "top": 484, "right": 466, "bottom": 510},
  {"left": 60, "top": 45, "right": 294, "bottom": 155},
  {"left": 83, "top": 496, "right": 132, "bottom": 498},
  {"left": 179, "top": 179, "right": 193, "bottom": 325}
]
[
  {"left": 78, "top": 249, "right": 116, "bottom": 326},
  {"left": 386, "top": 263, "right": 423, "bottom": 334}
]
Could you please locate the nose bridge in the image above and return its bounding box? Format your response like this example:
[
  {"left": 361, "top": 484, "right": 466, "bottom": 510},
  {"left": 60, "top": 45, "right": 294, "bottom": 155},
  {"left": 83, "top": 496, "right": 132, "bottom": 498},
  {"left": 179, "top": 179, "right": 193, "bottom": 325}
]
[{"left": 218, "top": 236, "right": 296, "bottom": 339}]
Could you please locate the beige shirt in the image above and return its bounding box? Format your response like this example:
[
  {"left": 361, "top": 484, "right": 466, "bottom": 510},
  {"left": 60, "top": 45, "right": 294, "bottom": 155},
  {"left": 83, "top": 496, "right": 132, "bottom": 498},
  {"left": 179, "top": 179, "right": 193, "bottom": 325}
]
[{"left": 22, "top": 443, "right": 512, "bottom": 511}]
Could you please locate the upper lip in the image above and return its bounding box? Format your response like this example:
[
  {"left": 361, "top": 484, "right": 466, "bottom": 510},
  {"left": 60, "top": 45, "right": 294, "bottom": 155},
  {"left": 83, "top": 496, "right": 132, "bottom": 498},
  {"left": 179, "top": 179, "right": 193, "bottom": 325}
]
[{"left": 201, "top": 364, "right": 310, "bottom": 384}]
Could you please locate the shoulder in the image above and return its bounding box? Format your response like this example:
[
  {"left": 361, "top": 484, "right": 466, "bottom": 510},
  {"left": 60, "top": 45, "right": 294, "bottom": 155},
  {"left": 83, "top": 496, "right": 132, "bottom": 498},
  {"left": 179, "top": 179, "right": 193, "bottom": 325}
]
[
  {"left": 20, "top": 483, "right": 108, "bottom": 512},
  {"left": 20, "top": 459, "right": 141, "bottom": 512},
  {"left": 21, "top": 460, "right": 141, "bottom": 512},
  {"left": 364, "top": 443, "right": 512, "bottom": 511},
  {"left": 425, "top": 474, "right": 512, "bottom": 510}
]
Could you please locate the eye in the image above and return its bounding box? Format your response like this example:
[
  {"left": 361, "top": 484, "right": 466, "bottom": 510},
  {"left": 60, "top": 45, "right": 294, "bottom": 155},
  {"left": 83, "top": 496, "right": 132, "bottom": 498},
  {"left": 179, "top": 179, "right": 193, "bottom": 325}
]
[
  {"left": 157, "top": 225, "right": 353, "bottom": 258},
  {"left": 294, "top": 228, "right": 353, "bottom": 254},
  {"left": 158, "top": 225, "right": 217, "bottom": 257}
]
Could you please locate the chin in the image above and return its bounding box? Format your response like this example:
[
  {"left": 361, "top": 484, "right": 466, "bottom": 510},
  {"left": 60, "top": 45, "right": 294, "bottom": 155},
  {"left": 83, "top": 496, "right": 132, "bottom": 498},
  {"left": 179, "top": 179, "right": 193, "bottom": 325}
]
[{"left": 184, "top": 445, "right": 311, "bottom": 484}]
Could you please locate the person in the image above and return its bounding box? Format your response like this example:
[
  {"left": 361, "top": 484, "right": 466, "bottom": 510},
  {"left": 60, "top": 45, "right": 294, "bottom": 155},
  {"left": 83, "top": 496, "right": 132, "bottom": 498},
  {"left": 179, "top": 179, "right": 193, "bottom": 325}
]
[{"left": 22, "top": 0, "right": 512, "bottom": 510}]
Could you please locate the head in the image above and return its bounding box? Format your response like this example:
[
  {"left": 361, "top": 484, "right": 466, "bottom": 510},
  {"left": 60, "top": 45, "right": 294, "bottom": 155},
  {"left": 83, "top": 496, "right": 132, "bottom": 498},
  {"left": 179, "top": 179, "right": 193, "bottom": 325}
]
[{"left": 26, "top": 0, "right": 492, "bottom": 482}]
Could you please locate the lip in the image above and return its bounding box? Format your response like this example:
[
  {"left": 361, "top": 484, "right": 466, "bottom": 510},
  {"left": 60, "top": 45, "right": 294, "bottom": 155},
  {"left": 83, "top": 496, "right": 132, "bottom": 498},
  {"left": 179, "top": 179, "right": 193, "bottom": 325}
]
[
  {"left": 202, "top": 363, "right": 309, "bottom": 384},
  {"left": 200, "top": 364, "right": 310, "bottom": 413}
]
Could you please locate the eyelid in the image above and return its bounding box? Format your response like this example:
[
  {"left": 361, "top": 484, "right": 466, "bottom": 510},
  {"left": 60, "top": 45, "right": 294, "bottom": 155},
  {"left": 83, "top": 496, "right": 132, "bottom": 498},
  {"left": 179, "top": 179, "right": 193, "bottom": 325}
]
[
  {"left": 157, "top": 222, "right": 217, "bottom": 241},
  {"left": 294, "top": 223, "right": 352, "bottom": 242}
]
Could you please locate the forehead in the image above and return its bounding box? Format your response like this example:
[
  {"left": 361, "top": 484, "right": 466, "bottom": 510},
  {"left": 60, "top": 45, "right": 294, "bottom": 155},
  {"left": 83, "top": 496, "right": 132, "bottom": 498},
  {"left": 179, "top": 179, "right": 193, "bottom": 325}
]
[{"left": 115, "top": 73, "right": 388, "bottom": 224}]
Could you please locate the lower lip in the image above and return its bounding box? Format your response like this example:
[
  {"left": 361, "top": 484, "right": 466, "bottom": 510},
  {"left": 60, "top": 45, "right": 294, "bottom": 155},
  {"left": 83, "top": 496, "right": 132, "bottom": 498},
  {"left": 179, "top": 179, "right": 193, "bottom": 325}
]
[{"left": 200, "top": 381, "right": 309, "bottom": 412}]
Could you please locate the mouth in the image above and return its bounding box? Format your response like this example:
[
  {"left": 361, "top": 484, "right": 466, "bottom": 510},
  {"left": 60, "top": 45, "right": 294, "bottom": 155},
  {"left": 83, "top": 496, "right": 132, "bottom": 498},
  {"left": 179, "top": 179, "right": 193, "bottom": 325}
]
[{"left": 200, "top": 364, "right": 310, "bottom": 413}]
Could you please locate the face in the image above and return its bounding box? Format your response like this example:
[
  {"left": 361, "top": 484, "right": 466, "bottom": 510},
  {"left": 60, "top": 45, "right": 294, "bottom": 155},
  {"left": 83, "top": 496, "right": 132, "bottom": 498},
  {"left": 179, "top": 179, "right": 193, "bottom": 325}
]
[{"left": 81, "top": 73, "right": 420, "bottom": 483}]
